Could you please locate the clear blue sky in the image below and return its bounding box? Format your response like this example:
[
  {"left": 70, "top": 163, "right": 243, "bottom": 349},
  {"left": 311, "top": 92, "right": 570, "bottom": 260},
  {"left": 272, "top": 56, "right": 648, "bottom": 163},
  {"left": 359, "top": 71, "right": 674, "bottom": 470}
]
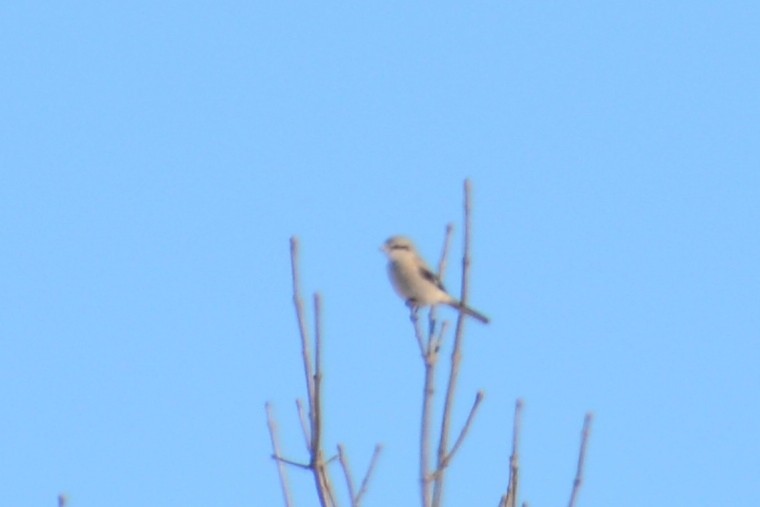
[{"left": 2, "top": 3, "right": 759, "bottom": 506}]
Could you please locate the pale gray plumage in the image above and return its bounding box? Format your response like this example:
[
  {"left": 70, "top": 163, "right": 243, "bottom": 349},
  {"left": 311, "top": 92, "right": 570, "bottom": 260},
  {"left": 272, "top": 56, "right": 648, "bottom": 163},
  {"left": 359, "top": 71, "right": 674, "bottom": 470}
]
[{"left": 382, "top": 235, "right": 490, "bottom": 324}]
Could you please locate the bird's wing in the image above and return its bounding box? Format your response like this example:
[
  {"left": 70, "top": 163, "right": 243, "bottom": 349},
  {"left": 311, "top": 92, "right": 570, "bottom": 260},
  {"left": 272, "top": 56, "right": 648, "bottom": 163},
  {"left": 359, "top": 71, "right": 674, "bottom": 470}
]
[{"left": 418, "top": 265, "right": 447, "bottom": 292}]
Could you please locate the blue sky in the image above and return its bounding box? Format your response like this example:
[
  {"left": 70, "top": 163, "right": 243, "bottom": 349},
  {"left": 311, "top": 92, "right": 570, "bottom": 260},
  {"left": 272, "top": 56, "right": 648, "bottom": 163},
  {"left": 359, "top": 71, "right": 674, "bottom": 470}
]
[{"left": 2, "top": 2, "right": 759, "bottom": 506}]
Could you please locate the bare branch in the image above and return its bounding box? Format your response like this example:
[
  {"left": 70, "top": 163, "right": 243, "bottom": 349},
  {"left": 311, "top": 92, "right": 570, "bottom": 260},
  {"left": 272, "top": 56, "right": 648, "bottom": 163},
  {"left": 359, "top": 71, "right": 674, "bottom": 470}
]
[
  {"left": 416, "top": 224, "right": 458, "bottom": 507},
  {"left": 288, "top": 238, "right": 336, "bottom": 507},
  {"left": 356, "top": 444, "right": 383, "bottom": 506},
  {"left": 459, "top": 179, "right": 475, "bottom": 309},
  {"left": 420, "top": 339, "right": 437, "bottom": 507},
  {"left": 290, "top": 237, "right": 316, "bottom": 435},
  {"left": 337, "top": 445, "right": 357, "bottom": 506},
  {"left": 312, "top": 292, "right": 338, "bottom": 507},
  {"left": 504, "top": 399, "right": 525, "bottom": 507},
  {"left": 265, "top": 403, "right": 295, "bottom": 507},
  {"left": 440, "top": 390, "right": 484, "bottom": 470},
  {"left": 433, "top": 179, "right": 476, "bottom": 507},
  {"left": 568, "top": 413, "right": 594, "bottom": 507},
  {"left": 312, "top": 293, "right": 324, "bottom": 463},
  {"left": 337, "top": 443, "right": 383, "bottom": 507}
]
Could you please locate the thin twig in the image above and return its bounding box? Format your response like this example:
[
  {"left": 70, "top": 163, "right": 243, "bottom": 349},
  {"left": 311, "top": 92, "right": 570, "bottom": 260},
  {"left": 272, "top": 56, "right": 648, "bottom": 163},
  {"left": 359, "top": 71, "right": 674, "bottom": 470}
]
[
  {"left": 433, "top": 179, "right": 476, "bottom": 507},
  {"left": 437, "top": 223, "right": 455, "bottom": 280},
  {"left": 296, "top": 398, "right": 311, "bottom": 450},
  {"left": 337, "top": 445, "right": 357, "bottom": 506},
  {"left": 504, "top": 399, "right": 525, "bottom": 507},
  {"left": 272, "top": 455, "right": 311, "bottom": 469},
  {"left": 356, "top": 444, "right": 383, "bottom": 506},
  {"left": 431, "top": 224, "right": 455, "bottom": 351},
  {"left": 289, "top": 238, "right": 335, "bottom": 507},
  {"left": 420, "top": 336, "right": 436, "bottom": 507},
  {"left": 312, "top": 293, "right": 324, "bottom": 463},
  {"left": 417, "top": 225, "right": 456, "bottom": 507},
  {"left": 312, "top": 293, "right": 337, "bottom": 507},
  {"left": 338, "top": 443, "right": 383, "bottom": 507},
  {"left": 433, "top": 320, "right": 450, "bottom": 355},
  {"left": 412, "top": 308, "right": 427, "bottom": 359},
  {"left": 568, "top": 413, "right": 594, "bottom": 507},
  {"left": 440, "top": 390, "right": 484, "bottom": 470},
  {"left": 290, "top": 237, "right": 316, "bottom": 438},
  {"left": 265, "top": 403, "right": 295, "bottom": 507}
]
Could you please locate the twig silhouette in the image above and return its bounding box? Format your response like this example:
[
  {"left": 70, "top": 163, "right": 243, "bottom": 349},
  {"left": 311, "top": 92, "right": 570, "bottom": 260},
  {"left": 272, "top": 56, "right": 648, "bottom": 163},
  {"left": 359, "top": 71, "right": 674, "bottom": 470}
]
[
  {"left": 500, "top": 399, "right": 524, "bottom": 507},
  {"left": 417, "top": 223, "right": 457, "bottom": 507},
  {"left": 288, "top": 238, "right": 336, "bottom": 507},
  {"left": 440, "top": 390, "right": 484, "bottom": 471},
  {"left": 356, "top": 445, "right": 383, "bottom": 505},
  {"left": 432, "top": 179, "right": 481, "bottom": 507},
  {"left": 265, "top": 237, "right": 382, "bottom": 507},
  {"left": 568, "top": 413, "right": 594, "bottom": 507},
  {"left": 265, "top": 403, "right": 295, "bottom": 507},
  {"left": 338, "top": 444, "right": 383, "bottom": 507}
]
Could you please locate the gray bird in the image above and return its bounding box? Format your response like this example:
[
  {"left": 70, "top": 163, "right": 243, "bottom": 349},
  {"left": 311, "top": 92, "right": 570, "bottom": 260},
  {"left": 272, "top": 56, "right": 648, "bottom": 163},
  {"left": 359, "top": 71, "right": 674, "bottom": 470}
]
[{"left": 382, "top": 235, "right": 490, "bottom": 324}]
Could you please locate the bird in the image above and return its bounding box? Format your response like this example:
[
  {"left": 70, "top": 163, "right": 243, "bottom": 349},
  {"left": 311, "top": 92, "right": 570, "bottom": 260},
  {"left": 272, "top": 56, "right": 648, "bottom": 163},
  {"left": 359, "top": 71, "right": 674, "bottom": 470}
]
[{"left": 381, "top": 235, "right": 490, "bottom": 324}]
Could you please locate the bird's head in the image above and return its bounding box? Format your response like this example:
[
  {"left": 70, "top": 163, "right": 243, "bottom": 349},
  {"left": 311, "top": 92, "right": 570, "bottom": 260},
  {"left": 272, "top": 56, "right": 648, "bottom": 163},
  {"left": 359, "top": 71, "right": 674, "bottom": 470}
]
[{"left": 381, "top": 235, "right": 416, "bottom": 259}]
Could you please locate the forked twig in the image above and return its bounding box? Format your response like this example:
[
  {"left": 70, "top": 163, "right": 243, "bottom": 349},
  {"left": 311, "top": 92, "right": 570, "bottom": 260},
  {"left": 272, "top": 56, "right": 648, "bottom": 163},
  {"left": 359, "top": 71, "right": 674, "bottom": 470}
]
[
  {"left": 288, "top": 237, "right": 336, "bottom": 507},
  {"left": 337, "top": 444, "right": 357, "bottom": 505},
  {"left": 338, "top": 444, "right": 383, "bottom": 507},
  {"left": 418, "top": 224, "right": 457, "bottom": 507},
  {"left": 338, "top": 443, "right": 383, "bottom": 507},
  {"left": 278, "top": 236, "right": 384, "bottom": 507}
]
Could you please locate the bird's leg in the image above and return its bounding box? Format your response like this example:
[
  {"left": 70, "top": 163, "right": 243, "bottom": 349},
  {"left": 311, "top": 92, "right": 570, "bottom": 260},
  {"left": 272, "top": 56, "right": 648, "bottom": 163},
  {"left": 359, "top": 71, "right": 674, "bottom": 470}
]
[{"left": 406, "top": 299, "right": 420, "bottom": 324}]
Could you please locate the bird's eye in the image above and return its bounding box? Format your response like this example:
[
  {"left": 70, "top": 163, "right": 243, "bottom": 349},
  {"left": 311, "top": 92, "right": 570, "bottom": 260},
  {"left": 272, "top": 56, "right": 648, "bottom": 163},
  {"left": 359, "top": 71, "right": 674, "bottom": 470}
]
[{"left": 391, "top": 244, "right": 410, "bottom": 251}]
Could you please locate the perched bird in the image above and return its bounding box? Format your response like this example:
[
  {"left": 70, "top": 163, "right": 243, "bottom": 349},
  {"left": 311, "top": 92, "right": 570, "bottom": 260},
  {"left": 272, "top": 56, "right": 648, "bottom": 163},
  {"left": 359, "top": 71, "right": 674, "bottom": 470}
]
[{"left": 382, "top": 235, "right": 490, "bottom": 324}]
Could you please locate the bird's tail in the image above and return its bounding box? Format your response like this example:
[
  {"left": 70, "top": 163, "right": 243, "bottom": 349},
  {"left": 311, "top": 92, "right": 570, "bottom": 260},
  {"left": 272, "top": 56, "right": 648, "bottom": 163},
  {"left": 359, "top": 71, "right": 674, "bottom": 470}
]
[{"left": 449, "top": 301, "right": 490, "bottom": 324}]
